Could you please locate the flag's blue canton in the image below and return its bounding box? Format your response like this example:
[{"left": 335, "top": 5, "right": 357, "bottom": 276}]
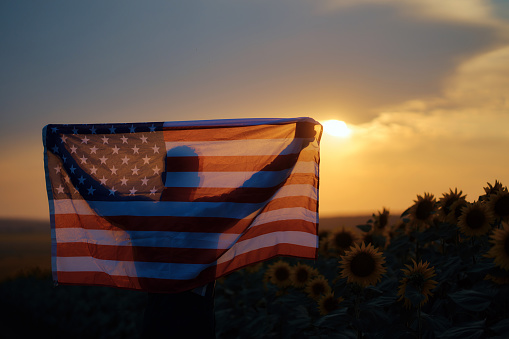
[{"left": 46, "top": 122, "right": 165, "bottom": 202}]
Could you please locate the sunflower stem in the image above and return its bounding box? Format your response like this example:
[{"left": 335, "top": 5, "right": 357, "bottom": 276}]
[
  {"left": 417, "top": 304, "right": 422, "bottom": 339},
  {"left": 415, "top": 239, "right": 420, "bottom": 261},
  {"left": 354, "top": 290, "right": 362, "bottom": 339},
  {"left": 471, "top": 237, "right": 477, "bottom": 265}
]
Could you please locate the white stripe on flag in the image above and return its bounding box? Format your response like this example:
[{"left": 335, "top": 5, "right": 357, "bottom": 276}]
[
  {"left": 164, "top": 161, "right": 318, "bottom": 188},
  {"left": 55, "top": 228, "right": 240, "bottom": 249},
  {"left": 251, "top": 207, "right": 318, "bottom": 228},
  {"left": 216, "top": 231, "right": 318, "bottom": 265},
  {"left": 55, "top": 231, "right": 317, "bottom": 280},
  {"left": 272, "top": 184, "right": 318, "bottom": 201},
  {"left": 165, "top": 139, "right": 306, "bottom": 157}
]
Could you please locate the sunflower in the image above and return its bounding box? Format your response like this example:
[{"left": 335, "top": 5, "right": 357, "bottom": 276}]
[
  {"left": 265, "top": 260, "right": 293, "bottom": 288},
  {"left": 487, "top": 190, "right": 509, "bottom": 222},
  {"left": 409, "top": 193, "right": 437, "bottom": 229},
  {"left": 484, "top": 180, "right": 508, "bottom": 195},
  {"left": 362, "top": 232, "right": 374, "bottom": 246},
  {"left": 485, "top": 222, "right": 509, "bottom": 270},
  {"left": 328, "top": 226, "right": 359, "bottom": 253},
  {"left": 397, "top": 260, "right": 438, "bottom": 309},
  {"left": 291, "top": 263, "right": 318, "bottom": 288},
  {"left": 373, "top": 208, "right": 390, "bottom": 232},
  {"left": 318, "top": 237, "right": 331, "bottom": 258},
  {"left": 457, "top": 201, "right": 495, "bottom": 237},
  {"left": 391, "top": 219, "right": 408, "bottom": 236},
  {"left": 305, "top": 275, "right": 331, "bottom": 300},
  {"left": 339, "top": 242, "right": 386, "bottom": 287},
  {"left": 361, "top": 230, "right": 389, "bottom": 250},
  {"left": 439, "top": 188, "right": 466, "bottom": 221},
  {"left": 446, "top": 198, "right": 468, "bottom": 225},
  {"left": 317, "top": 292, "right": 344, "bottom": 315},
  {"left": 318, "top": 229, "right": 331, "bottom": 240}
]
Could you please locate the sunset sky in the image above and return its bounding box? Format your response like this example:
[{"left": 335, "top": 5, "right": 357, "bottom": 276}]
[{"left": 1, "top": 0, "right": 509, "bottom": 221}]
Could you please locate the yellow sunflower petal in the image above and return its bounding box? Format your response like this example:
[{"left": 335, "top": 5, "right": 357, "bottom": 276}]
[
  {"left": 338, "top": 242, "right": 386, "bottom": 287},
  {"left": 486, "top": 222, "right": 509, "bottom": 270},
  {"left": 457, "top": 201, "right": 495, "bottom": 237}
]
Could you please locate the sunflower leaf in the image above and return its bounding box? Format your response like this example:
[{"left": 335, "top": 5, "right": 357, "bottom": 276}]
[
  {"left": 401, "top": 207, "right": 411, "bottom": 217},
  {"left": 416, "top": 228, "right": 439, "bottom": 243},
  {"left": 436, "top": 256, "right": 462, "bottom": 280},
  {"left": 356, "top": 224, "right": 372, "bottom": 233},
  {"left": 404, "top": 283, "right": 426, "bottom": 307},
  {"left": 283, "top": 305, "right": 311, "bottom": 336},
  {"left": 314, "top": 308, "right": 348, "bottom": 329},
  {"left": 490, "top": 318, "right": 509, "bottom": 335},
  {"left": 448, "top": 289, "right": 493, "bottom": 312},
  {"left": 437, "top": 319, "right": 486, "bottom": 339},
  {"left": 465, "top": 260, "right": 495, "bottom": 274},
  {"left": 419, "top": 312, "right": 452, "bottom": 335},
  {"left": 364, "top": 295, "right": 397, "bottom": 308},
  {"left": 386, "top": 234, "right": 411, "bottom": 253},
  {"left": 240, "top": 309, "right": 278, "bottom": 338}
]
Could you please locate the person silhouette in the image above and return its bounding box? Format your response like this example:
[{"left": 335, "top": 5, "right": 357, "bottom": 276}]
[
  {"left": 140, "top": 145, "right": 216, "bottom": 339},
  {"left": 139, "top": 121, "right": 317, "bottom": 338}
]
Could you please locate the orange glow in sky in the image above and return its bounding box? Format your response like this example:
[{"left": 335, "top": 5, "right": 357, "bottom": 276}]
[
  {"left": 322, "top": 120, "right": 351, "bottom": 138},
  {"left": 1, "top": 1, "right": 509, "bottom": 221}
]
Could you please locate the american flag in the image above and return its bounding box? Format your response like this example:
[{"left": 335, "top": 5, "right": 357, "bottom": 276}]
[{"left": 43, "top": 117, "right": 322, "bottom": 293}]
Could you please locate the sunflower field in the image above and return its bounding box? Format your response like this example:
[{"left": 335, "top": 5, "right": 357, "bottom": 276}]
[
  {"left": 214, "top": 181, "right": 509, "bottom": 338},
  {"left": 2, "top": 181, "right": 509, "bottom": 338}
]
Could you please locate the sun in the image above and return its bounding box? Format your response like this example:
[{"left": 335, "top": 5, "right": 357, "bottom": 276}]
[{"left": 322, "top": 120, "right": 351, "bottom": 138}]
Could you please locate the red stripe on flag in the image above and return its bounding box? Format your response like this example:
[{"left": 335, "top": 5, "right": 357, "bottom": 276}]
[
  {"left": 163, "top": 124, "right": 295, "bottom": 141},
  {"left": 261, "top": 196, "right": 318, "bottom": 213},
  {"left": 54, "top": 213, "right": 251, "bottom": 233},
  {"left": 57, "top": 242, "right": 226, "bottom": 264},
  {"left": 165, "top": 151, "right": 318, "bottom": 173},
  {"left": 160, "top": 175, "right": 318, "bottom": 202},
  {"left": 215, "top": 243, "right": 317, "bottom": 278},
  {"left": 165, "top": 154, "right": 302, "bottom": 172},
  {"left": 56, "top": 243, "right": 316, "bottom": 293},
  {"left": 235, "top": 220, "right": 317, "bottom": 242},
  {"left": 55, "top": 219, "right": 315, "bottom": 264}
]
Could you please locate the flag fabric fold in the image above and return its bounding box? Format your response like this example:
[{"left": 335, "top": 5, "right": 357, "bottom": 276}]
[{"left": 43, "top": 117, "right": 322, "bottom": 293}]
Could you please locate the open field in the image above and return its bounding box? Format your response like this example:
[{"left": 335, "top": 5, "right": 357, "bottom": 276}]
[
  {"left": 0, "top": 232, "right": 51, "bottom": 281},
  {"left": 2, "top": 183, "right": 509, "bottom": 338},
  {"left": 0, "top": 215, "right": 383, "bottom": 281}
]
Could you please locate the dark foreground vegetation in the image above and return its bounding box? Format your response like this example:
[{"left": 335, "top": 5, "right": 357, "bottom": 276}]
[{"left": 2, "top": 181, "right": 509, "bottom": 338}]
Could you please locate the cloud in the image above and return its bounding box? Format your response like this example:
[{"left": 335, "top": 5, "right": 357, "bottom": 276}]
[
  {"left": 370, "top": 45, "right": 509, "bottom": 135},
  {"left": 1, "top": 0, "right": 508, "bottom": 219},
  {"left": 321, "top": 0, "right": 502, "bottom": 26},
  {"left": 444, "top": 46, "right": 509, "bottom": 110},
  {"left": 0, "top": 0, "right": 501, "bottom": 142},
  {"left": 318, "top": 44, "right": 509, "bottom": 216}
]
